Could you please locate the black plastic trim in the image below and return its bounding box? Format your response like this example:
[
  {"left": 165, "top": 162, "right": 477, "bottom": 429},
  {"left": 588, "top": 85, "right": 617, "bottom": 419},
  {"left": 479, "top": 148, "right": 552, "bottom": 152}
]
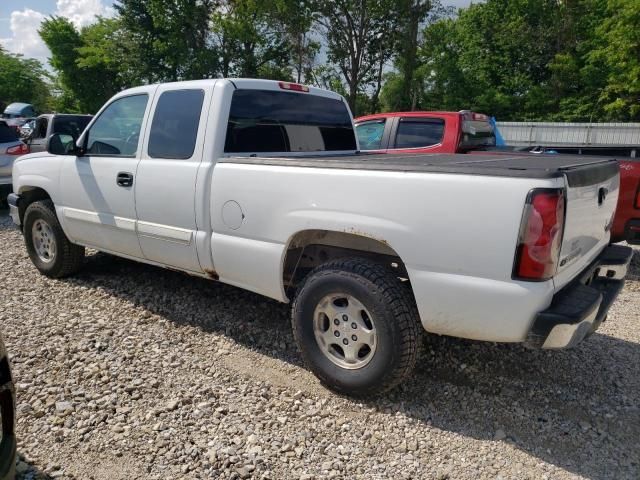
[{"left": 563, "top": 160, "right": 618, "bottom": 187}]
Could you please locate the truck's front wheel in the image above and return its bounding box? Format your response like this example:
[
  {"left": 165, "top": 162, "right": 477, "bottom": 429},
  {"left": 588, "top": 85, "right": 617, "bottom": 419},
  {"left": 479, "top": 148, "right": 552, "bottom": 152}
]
[
  {"left": 292, "top": 259, "right": 419, "bottom": 397},
  {"left": 23, "top": 200, "right": 84, "bottom": 278}
]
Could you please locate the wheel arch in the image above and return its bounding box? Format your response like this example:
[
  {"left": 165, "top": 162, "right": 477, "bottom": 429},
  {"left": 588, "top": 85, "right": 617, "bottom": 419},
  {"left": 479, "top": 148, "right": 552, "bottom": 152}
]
[
  {"left": 17, "top": 186, "right": 52, "bottom": 226},
  {"left": 281, "top": 229, "right": 410, "bottom": 298}
]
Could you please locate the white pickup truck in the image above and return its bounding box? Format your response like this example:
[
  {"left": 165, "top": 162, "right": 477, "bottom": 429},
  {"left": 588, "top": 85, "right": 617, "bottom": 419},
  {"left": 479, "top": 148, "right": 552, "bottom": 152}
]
[{"left": 8, "top": 79, "right": 632, "bottom": 396}]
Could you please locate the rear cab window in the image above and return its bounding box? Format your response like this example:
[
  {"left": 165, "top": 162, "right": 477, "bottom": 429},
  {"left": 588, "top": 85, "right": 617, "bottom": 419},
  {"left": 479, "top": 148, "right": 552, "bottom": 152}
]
[
  {"left": 394, "top": 118, "right": 445, "bottom": 149},
  {"left": 355, "top": 119, "right": 387, "bottom": 150},
  {"left": 225, "top": 90, "right": 356, "bottom": 153},
  {"left": 148, "top": 89, "right": 205, "bottom": 159}
]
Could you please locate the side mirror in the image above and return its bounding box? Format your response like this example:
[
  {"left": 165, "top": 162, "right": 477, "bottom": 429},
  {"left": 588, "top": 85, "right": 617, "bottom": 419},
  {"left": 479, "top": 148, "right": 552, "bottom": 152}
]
[{"left": 47, "top": 133, "right": 77, "bottom": 155}]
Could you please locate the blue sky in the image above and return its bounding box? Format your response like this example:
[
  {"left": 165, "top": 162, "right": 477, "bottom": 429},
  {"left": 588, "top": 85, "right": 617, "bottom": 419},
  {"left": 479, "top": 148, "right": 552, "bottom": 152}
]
[{"left": 1, "top": 1, "right": 477, "bottom": 65}]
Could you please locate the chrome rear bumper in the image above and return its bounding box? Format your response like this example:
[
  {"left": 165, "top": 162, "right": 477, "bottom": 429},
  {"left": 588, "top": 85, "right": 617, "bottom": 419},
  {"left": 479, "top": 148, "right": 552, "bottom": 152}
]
[{"left": 526, "top": 245, "right": 633, "bottom": 349}]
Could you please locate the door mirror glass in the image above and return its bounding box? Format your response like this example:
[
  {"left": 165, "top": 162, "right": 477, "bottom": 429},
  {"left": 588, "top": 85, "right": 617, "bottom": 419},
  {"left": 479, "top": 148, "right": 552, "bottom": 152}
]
[{"left": 47, "top": 133, "right": 77, "bottom": 155}]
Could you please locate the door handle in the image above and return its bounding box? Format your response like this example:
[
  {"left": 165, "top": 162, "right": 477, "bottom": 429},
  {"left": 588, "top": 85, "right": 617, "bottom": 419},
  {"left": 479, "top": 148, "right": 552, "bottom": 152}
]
[{"left": 116, "top": 172, "right": 134, "bottom": 187}]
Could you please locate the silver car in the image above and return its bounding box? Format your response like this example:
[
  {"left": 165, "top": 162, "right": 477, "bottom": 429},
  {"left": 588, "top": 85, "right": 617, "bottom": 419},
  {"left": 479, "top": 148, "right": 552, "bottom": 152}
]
[{"left": 0, "top": 120, "right": 29, "bottom": 206}]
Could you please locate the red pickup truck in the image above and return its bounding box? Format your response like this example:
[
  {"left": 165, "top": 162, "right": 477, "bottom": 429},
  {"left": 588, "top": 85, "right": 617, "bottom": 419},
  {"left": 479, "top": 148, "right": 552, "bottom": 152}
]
[{"left": 355, "top": 111, "right": 640, "bottom": 244}]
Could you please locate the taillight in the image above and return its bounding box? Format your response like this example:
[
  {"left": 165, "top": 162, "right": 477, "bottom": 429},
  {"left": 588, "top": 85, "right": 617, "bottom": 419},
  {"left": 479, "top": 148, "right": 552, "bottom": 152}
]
[
  {"left": 6, "top": 143, "right": 29, "bottom": 155},
  {"left": 278, "top": 81, "right": 309, "bottom": 92},
  {"left": 635, "top": 185, "right": 640, "bottom": 209},
  {"left": 513, "top": 188, "right": 566, "bottom": 281}
]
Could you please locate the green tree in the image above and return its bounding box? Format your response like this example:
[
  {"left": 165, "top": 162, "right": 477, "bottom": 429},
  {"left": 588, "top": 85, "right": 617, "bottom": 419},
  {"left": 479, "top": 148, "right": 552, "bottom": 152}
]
[
  {"left": 212, "top": 0, "right": 292, "bottom": 79},
  {"left": 40, "top": 16, "right": 121, "bottom": 113},
  {"left": 115, "top": 0, "right": 219, "bottom": 82},
  {"left": 411, "top": 0, "right": 564, "bottom": 119},
  {"left": 0, "top": 46, "right": 51, "bottom": 112},
  {"left": 278, "top": 0, "right": 319, "bottom": 83},
  {"left": 315, "top": 0, "right": 403, "bottom": 115},
  {"left": 588, "top": 0, "right": 640, "bottom": 120},
  {"left": 390, "top": 0, "right": 436, "bottom": 111}
]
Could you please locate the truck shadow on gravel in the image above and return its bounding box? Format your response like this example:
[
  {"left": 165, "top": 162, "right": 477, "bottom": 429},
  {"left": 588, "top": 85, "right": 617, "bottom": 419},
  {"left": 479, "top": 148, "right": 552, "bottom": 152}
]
[{"left": 64, "top": 250, "right": 639, "bottom": 480}]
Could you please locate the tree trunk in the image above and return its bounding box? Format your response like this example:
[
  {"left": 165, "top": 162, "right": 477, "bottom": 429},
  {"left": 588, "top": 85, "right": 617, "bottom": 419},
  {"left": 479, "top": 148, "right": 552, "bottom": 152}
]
[{"left": 398, "top": 1, "right": 431, "bottom": 111}]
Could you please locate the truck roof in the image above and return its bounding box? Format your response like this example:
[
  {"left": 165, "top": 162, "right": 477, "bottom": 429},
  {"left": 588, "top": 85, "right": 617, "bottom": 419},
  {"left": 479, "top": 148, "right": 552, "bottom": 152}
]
[
  {"left": 113, "top": 78, "right": 344, "bottom": 102},
  {"left": 221, "top": 152, "right": 617, "bottom": 181},
  {"left": 355, "top": 111, "right": 466, "bottom": 122}
]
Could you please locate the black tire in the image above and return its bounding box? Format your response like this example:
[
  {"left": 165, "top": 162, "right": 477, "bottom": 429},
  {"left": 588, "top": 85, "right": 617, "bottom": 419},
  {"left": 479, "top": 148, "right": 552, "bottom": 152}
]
[
  {"left": 23, "top": 200, "right": 84, "bottom": 278},
  {"left": 292, "top": 258, "right": 420, "bottom": 397}
]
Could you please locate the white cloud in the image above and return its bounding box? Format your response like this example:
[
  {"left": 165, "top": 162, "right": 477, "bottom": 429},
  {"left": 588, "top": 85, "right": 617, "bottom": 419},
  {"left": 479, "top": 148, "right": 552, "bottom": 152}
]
[
  {"left": 56, "top": 0, "right": 112, "bottom": 29},
  {"left": 0, "top": 9, "right": 48, "bottom": 61},
  {"left": 0, "top": 1, "right": 113, "bottom": 64}
]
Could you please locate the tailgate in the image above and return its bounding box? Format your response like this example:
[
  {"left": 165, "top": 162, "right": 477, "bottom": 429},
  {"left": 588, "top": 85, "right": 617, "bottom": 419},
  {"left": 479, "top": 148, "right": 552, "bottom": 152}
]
[{"left": 554, "top": 160, "right": 619, "bottom": 289}]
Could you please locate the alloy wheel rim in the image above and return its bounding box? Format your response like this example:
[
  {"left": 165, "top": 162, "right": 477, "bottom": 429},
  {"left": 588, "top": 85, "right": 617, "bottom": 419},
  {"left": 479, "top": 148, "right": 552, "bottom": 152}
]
[
  {"left": 32, "top": 219, "right": 56, "bottom": 263},
  {"left": 313, "top": 293, "right": 377, "bottom": 370}
]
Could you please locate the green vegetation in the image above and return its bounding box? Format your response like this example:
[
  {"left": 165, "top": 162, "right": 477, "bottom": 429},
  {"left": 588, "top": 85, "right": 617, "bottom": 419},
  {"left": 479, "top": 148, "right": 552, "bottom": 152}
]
[
  {"left": 0, "top": 46, "right": 51, "bottom": 113},
  {"left": 1, "top": 0, "right": 638, "bottom": 119}
]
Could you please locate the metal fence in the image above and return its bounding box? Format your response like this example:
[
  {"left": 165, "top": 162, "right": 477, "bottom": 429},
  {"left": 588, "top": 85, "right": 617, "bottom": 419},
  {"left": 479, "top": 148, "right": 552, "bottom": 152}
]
[{"left": 496, "top": 122, "right": 640, "bottom": 148}]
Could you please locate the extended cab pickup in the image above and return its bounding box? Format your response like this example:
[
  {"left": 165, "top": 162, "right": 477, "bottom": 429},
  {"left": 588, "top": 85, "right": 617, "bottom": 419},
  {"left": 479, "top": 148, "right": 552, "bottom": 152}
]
[
  {"left": 8, "top": 80, "right": 633, "bottom": 396},
  {"left": 355, "top": 111, "right": 640, "bottom": 246}
]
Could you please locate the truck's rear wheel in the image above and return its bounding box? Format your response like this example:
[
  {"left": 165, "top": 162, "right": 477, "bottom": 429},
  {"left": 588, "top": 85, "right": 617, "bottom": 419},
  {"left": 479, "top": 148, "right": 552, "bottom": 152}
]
[
  {"left": 23, "top": 200, "right": 84, "bottom": 278},
  {"left": 292, "top": 259, "right": 419, "bottom": 397}
]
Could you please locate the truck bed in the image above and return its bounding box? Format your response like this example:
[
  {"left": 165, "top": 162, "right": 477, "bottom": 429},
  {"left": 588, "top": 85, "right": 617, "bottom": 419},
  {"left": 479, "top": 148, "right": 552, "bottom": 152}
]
[{"left": 221, "top": 152, "right": 617, "bottom": 182}]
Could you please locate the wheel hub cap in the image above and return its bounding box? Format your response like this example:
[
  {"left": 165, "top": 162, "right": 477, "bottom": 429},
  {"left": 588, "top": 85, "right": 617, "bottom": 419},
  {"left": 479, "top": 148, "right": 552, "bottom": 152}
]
[
  {"left": 32, "top": 219, "right": 56, "bottom": 263},
  {"left": 313, "top": 294, "right": 377, "bottom": 370}
]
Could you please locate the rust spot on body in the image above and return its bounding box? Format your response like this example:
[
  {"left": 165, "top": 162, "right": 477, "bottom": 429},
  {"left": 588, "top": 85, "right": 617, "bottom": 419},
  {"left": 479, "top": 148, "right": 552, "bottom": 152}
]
[
  {"left": 204, "top": 268, "right": 219, "bottom": 280},
  {"left": 342, "top": 227, "right": 390, "bottom": 246}
]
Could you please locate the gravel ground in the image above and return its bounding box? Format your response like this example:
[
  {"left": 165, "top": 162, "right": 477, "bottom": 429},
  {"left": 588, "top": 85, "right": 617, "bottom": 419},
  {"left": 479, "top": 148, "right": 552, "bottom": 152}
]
[{"left": 0, "top": 208, "right": 638, "bottom": 480}]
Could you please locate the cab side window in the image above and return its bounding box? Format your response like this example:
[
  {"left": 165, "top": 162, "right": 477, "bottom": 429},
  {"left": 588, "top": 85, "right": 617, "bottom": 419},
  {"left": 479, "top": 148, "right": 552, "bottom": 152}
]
[
  {"left": 394, "top": 118, "right": 445, "bottom": 149},
  {"left": 86, "top": 94, "right": 148, "bottom": 156},
  {"left": 148, "top": 89, "right": 204, "bottom": 159},
  {"left": 355, "top": 120, "right": 386, "bottom": 150}
]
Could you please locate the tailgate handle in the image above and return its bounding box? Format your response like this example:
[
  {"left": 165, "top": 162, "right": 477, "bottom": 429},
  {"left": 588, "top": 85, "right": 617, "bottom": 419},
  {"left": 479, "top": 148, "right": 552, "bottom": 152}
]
[{"left": 598, "top": 187, "right": 608, "bottom": 206}]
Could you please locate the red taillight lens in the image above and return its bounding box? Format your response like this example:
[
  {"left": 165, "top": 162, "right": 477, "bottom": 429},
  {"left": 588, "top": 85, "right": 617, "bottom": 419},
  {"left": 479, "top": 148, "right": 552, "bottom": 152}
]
[
  {"left": 6, "top": 143, "right": 29, "bottom": 155},
  {"left": 635, "top": 185, "right": 640, "bottom": 209},
  {"left": 278, "top": 81, "right": 309, "bottom": 92},
  {"left": 514, "top": 188, "right": 565, "bottom": 281}
]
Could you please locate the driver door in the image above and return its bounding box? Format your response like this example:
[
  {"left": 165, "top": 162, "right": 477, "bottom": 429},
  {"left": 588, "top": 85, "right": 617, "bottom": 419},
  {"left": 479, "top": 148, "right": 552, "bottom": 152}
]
[{"left": 58, "top": 91, "right": 156, "bottom": 258}]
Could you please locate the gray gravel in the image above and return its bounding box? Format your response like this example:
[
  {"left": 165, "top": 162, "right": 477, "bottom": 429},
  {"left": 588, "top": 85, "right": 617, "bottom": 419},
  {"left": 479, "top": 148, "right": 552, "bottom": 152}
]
[{"left": 1, "top": 208, "right": 638, "bottom": 479}]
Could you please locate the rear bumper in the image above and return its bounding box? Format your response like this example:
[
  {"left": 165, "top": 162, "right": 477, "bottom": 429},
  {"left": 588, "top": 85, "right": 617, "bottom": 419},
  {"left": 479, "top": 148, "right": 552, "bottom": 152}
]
[{"left": 526, "top": 244, "right": 633, "bottom": 348}]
